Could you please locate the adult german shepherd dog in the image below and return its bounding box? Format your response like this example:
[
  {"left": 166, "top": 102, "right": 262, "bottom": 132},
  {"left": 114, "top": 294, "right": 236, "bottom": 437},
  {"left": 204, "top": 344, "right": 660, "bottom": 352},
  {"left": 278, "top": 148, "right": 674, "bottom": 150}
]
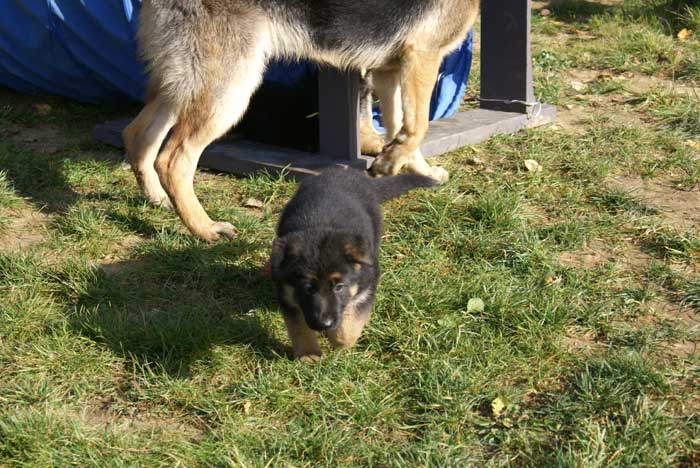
[{"left": 123, "top": 0, "right": 479, "bottom": 242}]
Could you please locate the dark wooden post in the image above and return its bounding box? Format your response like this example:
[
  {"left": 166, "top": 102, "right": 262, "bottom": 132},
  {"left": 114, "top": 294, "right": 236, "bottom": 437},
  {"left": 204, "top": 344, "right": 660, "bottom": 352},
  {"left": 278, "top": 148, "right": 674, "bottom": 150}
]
[
  {"left": 480, "top": 0, "right": 535, "bottom": 114},
  {"left": 318, "top": 68, "right": 361, "bottom": 161}
]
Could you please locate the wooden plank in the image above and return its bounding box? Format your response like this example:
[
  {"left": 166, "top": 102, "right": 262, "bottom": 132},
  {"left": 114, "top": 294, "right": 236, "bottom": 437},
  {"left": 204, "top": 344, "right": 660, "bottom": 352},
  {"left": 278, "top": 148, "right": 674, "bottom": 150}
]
[
  {"left": 93, "top": 119, "right": 367, "bottom": 180},
  {"left": 419, "top": 105, "right": 556, "bottom": 158},
  {"left": 480, "top": 0, "right": 534, "bottom": 114},
  {"left": 95, "top": 105, "right": 555, "bottom": 177},
  {"left": 318, "top": 68, "right": 361, "bottom": 161}
]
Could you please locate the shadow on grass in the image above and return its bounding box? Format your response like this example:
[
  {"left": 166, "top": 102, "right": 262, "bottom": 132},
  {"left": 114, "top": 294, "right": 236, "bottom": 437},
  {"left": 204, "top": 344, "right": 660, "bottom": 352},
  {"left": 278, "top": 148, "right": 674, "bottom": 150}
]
[
  {"left": 0, "top": 86, "right": 139, "bottom": 214},
  {"left": 104, "top": 206, "right": 164, "bottom": 238},
  {"left": 0, "top": 139, "right": 81, "bottom": 213},
  {"left": 545, "top": 0, "right": 699, "bottom": 31},
  {"left": 541, "top": 0, "right": 612, "bottom": 23},
  {"left": 68, "top": 238, "right": 286, "bottom": 377}
]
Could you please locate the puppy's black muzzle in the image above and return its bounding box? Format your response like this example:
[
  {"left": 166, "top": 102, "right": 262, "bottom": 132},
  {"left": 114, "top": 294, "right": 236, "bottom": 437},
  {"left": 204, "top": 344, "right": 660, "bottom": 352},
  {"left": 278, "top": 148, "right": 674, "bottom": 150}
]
[{"left": 304, "top": 312, "right": 340, "bottom": 331}]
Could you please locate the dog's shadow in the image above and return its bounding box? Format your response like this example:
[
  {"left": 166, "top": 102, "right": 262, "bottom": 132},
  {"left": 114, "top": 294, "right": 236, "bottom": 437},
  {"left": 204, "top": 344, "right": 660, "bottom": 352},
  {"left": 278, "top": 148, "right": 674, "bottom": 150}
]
[{"left": 70, "top": 239, "right": 287, "bottom": 378}]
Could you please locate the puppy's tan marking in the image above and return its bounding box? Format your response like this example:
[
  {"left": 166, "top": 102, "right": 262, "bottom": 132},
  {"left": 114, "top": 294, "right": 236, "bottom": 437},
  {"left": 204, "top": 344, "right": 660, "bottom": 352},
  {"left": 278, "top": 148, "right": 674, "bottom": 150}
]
[
  {"left": 328, "top": 272, "right": 343, "bottom": 282},
  {"left": 344, "top": 243, "right": 370, "bottom": 265},
  {"left": 326, "top": 304, "right": 370, "bottom": 349},
  {"left": 282, "top": 286, "right": 322, "bottom": 362}
]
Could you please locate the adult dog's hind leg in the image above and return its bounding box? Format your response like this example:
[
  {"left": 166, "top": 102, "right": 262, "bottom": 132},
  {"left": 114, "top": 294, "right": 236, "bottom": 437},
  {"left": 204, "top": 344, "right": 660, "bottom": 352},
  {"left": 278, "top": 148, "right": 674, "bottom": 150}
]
[
  {"left": 155, "top": 61, "right": 264, "bottom": 242},
  {"left": 123, "top": 94, "right": 177, "bottom": 208},
  {"left": 373, "top": 68, "right": 402, "bottom": 143},
  {"left": 359, "top": 73, "right": 384, "bottom": 156},
  {"left": 370, "top": 50, "right": 448, "bottom": 182}
]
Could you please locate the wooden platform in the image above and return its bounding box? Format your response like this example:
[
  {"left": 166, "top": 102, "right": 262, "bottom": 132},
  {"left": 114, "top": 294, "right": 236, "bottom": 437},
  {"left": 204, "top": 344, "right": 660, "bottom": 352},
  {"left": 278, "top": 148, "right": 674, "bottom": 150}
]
[{"left": 94, "top": 104, "right": 555, "bottom": 178}]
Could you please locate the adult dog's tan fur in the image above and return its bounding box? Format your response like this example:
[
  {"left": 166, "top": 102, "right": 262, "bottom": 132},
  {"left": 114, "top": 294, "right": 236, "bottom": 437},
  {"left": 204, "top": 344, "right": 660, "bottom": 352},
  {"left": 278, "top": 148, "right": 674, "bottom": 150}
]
[{"left": 124, "top": 0, "right": 479, "bottom": 241}]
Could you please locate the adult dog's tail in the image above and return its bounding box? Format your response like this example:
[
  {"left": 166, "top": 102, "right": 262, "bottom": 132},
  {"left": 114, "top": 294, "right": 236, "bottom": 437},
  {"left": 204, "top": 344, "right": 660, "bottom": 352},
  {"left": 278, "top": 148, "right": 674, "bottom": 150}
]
[{"left": 372, "top": 174, "right": 440, "bottom": 203}]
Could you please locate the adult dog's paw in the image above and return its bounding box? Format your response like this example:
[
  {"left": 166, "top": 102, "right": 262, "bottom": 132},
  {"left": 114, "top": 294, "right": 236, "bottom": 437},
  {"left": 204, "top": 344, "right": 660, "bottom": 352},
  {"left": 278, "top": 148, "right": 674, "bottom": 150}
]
[
  {"left": 370, "top": 146, "right": 410, "bottom": 176},
  {"left": 197, "top": 221, "right": 237, "bottom": 243},
  {"left": 427, "top": 165, "right": 450, "bottom": 184}
]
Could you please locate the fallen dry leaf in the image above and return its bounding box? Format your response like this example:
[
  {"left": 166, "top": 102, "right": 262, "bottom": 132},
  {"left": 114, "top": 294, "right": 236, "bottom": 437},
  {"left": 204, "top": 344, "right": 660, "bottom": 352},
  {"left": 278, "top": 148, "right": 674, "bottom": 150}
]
[
  {"left": 524, "top": 159, "right": 543, "bottom": 173},
  {"left": 570, "top": 81, "right": 586, "bottom": 92},
  {"left": 33, "top": 103, "right": 52, "bottom": 115},
  {"left": 678, "top": 28, "right": 693, "bottom": 41},
  {"left": 545, "top": 275, "right": 562, "bottom": 286},
  {"left": 492, "top": 397, "right": 506, "bottom": 418},
  {"left": 244, "top": 197, "right": 264, "bottom": 209},
  {"left": 467, "top": 298, "right": 485, "bottom": 313}
]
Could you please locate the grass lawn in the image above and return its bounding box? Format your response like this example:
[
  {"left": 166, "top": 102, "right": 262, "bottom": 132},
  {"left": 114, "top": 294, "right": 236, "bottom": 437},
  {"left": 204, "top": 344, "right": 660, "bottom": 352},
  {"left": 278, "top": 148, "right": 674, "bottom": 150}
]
[{"left": 1, "top": 0, "right": 699, "bottom": 466}]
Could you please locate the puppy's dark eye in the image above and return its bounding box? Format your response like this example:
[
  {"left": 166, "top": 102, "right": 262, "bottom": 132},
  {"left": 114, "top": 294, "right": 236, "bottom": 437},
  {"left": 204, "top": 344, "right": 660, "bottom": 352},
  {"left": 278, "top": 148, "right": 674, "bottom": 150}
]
[
  {"left": 333, "top": 283, "right": 345, "bottom": 293},
  {"left": 302, "top": 282, "right": 316, "bottom": 295}
]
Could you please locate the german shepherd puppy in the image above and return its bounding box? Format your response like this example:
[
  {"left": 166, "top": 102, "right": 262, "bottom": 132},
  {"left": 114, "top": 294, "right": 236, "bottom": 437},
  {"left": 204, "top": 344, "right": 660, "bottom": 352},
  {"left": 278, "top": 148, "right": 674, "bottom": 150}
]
[
  {"left": 270, "top": 167, "right": 437, "bottom": 362},
  {"left": 122, "top": 0, "right": 479, "bottom": 242}
]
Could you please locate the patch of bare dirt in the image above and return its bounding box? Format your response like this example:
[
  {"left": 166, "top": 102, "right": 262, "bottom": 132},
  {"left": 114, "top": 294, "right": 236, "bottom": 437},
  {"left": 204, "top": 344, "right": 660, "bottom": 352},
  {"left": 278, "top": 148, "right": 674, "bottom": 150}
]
[
  {"left": 668, "top": 383, "right": 700, "bottom": 418},
  {"left": 646, "top": 298, "right": 700, "bottom": 359},
  {"left": 610, "top": 176, "right": 700, "bottom": 230},
  {"left": 82, "top": 395, "right": 204, "bottom": 440},
  {"left": 550, "top": 67, "right": 700, "bottom": 137},
  {"left": 97, "top": 235, "right": 143, "bottom": 274},
  {"left": 0, "top": 209, "right": 50, "bottom": 252},
  {"left": 620, "top": 74, "right": 700, "bottom": 98},
  {"left": 5, "top": 124, "right": 77, "bottom": 155},
  {"left": 537, "top": 0, "right": 623, "bottom": 7},
  {"left": 553, "top": 70, "right": 652, "bottom": 132},
  {"left": 558, "top": 239, "right": 652, "bottom": 271},
  {"left": 560, "top": 328, "right": 606, "bottom": 355},
  {"left": 649, "top": 298, "right": 700, "bottom": 328},
  {"left": 558, "top": 240, "right": 611, "bottom": 269},
  {"left": 550, "top": 108, "right": 591, "bottom": 135}
]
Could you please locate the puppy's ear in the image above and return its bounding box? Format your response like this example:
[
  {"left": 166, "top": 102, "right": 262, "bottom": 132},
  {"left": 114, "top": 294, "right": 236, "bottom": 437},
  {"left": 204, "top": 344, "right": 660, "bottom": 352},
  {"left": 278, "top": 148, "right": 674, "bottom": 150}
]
[
  {"left": 270, "top": 234, "right": 301, "bottom": 278},
  {"left": 270, "top": 237, "right": 288, "bottom": 275},
  {"left": 342, "top": 235, "right": 372, "bottom": 267}
]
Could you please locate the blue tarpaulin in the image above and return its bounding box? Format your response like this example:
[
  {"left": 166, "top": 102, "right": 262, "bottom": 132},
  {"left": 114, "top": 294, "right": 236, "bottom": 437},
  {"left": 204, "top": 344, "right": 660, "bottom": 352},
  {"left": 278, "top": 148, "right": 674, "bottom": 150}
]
[{"left": 0, "top": 1, "right": 472, "bottom": 127}]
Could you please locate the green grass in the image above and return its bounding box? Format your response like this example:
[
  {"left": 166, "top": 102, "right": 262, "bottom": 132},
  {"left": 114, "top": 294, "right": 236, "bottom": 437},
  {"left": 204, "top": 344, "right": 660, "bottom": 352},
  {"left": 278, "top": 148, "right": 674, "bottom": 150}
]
[
  {"left": 635, "top": 87, "right": 700, "bottom": 137},
  {"left": 1, "top": 1, "right": 699, "bottom": 466},
  {"left": 0, "top": 170, "right": 23, "bottom": 231},
  {"left": 533, "top": 0, "right": 700, "bottom": 82}
]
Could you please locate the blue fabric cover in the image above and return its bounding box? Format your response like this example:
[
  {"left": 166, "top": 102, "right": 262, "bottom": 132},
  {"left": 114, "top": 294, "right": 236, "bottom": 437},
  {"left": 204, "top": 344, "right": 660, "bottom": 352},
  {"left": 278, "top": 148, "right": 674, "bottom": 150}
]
[{"left": 0, "top": 1, "right": 472, "bottom": 125}]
